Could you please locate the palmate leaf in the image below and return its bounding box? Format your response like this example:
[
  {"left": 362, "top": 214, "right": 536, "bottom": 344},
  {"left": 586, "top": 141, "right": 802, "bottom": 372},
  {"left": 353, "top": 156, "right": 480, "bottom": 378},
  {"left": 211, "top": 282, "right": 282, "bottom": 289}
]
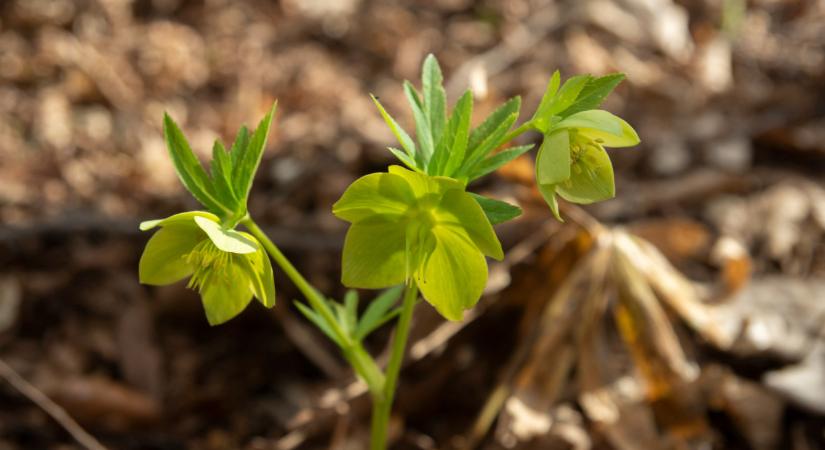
[
  {"left": 294, "top": 300, "right": 342, "bottom": 346},
  {"left": 531, "top": 70, "right": 560, "bottom": 128},
  {"left": 163, "top": 114, "right": 228, "bottom": 215},
  {"left": 231, "top": 102, "right": 277, "bottom": 205},
  {"left": 467, "top": 96, "right": 521, "bottom": 153},
  {"left": 422, "top": 54, "right": 447, "bottom": 146},
  {"left": 371, "top": 95, "right": 418, "bottom": 166},
  {"left": 469, "top": 193, "right": 522, "bottom": 225},
  {"left": 404, "top": 81, "right": 434, "bottom": 165},
  {"left": 431, "top": 90, "right": 473, "bottom": 176},
  {"left": 229, "top": 126, "right": 250, "bottom": 169},
  {"left": 210, "top": 140, "right": 236, "bottom": 206},
  {"left": 468, "top": 144, "right": 533, "bottom": 180},
  {"left": 457, "top": 111, "right": 518, "bottom": 179},
  {"left": 443, "top": 90, "right": 473, "bottom": 176},
  {"left": 354, "top": 285, "right": 404, "bottom": 341},
  {"left": 388, "top": 147, "right": 419, "bottom": 171},
  {"left": 562, "top": 73, "right": 625, "bottom": 117},
  {"left": 530, "top": 74, "right": 589, "bottom": 133},
  {"left": 163, "top": 104, "right": 278, "bottom": 223}
]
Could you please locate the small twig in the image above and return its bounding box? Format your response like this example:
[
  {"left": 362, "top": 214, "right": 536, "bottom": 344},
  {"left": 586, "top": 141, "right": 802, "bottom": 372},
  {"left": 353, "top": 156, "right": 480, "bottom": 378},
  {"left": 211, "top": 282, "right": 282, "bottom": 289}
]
[{"left": 0, "top": 358, "right": 108, "bottom": 450}]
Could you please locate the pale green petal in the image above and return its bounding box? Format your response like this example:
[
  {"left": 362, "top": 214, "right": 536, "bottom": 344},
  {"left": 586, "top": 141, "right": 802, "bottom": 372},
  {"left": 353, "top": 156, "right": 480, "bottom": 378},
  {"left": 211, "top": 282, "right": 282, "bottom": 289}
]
[
  {"left": 557, "top": 110, "right": 639, "bottom": 148},
  {"left": 556, "top": 110, "right": 621, "bottom": 135},
  {"left": 578, "top": 118, "right": 639, "bottom": 148},
  {"left": 536, "top": 130, "right": 570, "bottom": 185},
  {"left": 200, "top": 263, "right": 254, "bottom": 325},
  {"left": 139, "top": 227, "right": 200, "bottom": 285},
  {"left": 341, "top": 217, "right": 407, "bottom": 289},
  {"left": 556, "top": 144, "right": 615, "bottom": 204},
  {"left": 416, "top": 227, "right": 487, "bottom": 321},
  {"left": 434, "top": 189, "right": 503, "bottom": 260},
  {"left": 194, "top": 215, "right": 257, "bottom": 254},
  {"left": 238, "top": 240, "right": 276, "bottom": 308},
  {"left": 538, "top": 183, "right": 563, "bottom": 221},
  {"left": 387, "top": 165, "right": 462, "bottom": 198},
  {"left": 139, "top": 211, "right": 219, "bottom": 231},
  {"left": 332, "top": 172, "right": 415, "bottom": 223}
]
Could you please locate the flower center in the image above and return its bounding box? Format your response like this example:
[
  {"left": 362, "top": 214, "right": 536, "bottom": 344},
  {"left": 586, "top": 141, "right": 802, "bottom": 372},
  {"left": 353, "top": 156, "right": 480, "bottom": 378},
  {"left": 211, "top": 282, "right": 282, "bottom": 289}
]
[
  {"left": 568, "top": 131, "right": 604, "bottom": 175},
  {"left": 184, "top": 239, "right": 233, "bottom": 292}
]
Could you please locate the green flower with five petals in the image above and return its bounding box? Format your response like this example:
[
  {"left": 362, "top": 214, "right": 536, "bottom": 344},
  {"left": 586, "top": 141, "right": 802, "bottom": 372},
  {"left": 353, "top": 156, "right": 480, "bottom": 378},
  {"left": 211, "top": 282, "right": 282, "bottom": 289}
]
[
  {"left": 332, "top": 165, "right": 503, "bottom": 321},
  {"left": 138, "top": 211, "right": 275, "bottom": 325},
  {"left": 535, "top": 110, "right": 639, "bottom": 220}
]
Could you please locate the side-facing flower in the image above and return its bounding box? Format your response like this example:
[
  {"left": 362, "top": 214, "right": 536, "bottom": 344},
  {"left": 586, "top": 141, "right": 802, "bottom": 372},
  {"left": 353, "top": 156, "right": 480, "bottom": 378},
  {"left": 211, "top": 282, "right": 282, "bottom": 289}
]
[
  {"left": 332, "top": 165, "right": 503, "bottom": 321},
  {"left": 138, "top": 211, "right": 275, "bottom": 325},
  {"left": 525, "top": 70, "right": 640, "bottom": 220},
  {"left": 535, "top": 109, "right": 639, "bottom": 219}
]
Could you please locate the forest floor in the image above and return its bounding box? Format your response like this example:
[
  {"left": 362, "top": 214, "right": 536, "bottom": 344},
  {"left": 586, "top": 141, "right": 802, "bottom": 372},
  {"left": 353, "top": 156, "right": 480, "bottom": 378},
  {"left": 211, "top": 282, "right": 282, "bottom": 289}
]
[{"left": 1, "top": 0, "right": 825, "bottom": 449}]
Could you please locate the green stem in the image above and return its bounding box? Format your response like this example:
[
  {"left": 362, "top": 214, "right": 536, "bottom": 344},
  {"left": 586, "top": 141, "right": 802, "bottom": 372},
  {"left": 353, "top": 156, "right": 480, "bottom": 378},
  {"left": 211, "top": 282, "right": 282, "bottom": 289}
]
[
  {"left": 242, "top": 217, "right": 385, "bottom": 394},
  {"left": 370, "top": 281, "right": 418, "bottom": 450},
  {"left": 502, "top": 121, "right": 536, "bottom": 143}
]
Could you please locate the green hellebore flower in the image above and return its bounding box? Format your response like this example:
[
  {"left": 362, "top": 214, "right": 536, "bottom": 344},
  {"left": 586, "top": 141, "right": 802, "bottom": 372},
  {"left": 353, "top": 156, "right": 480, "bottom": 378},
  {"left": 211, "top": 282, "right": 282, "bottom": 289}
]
[
  {"left": 535, "top": 109, "right": 640, "bottom": 220},
  {"left": 138, "top": 211, "right": 275, "bottom": 325},
  {"left": 332, "top": 165, "right": 503, "bottom": 321}
]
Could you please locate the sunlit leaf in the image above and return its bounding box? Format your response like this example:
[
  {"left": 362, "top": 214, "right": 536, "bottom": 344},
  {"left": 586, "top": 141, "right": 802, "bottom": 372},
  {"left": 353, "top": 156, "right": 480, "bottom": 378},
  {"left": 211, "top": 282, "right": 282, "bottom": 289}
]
[
  {"left": 470, "top": 193, "right": 522, "bottom": 225},
  {"left": 469, "top": 144, "right": 533, "bottom": 179},
  {"left": 422, "top": 54, "right": 447, "bottom": 146},
  {"left": 232, "top": 102, "right": 276, "bottom": 203},
  {"left": 163, "top": 114, "right": 227, "bottom": 215},
  {"left": 371, "top": 94, "right": 417, "bottom": 161},
  {"left": 354, "top": 285, "right": 404, "bottom": 340},
  {"left": 294, "top": 301, "right": 341, "bottom": 345},
  {"left": 563, "top": 73, "right": 625, "bottom": 117},
  {"left": 404, "top": 81, "right": 434, "bottom": 165}
]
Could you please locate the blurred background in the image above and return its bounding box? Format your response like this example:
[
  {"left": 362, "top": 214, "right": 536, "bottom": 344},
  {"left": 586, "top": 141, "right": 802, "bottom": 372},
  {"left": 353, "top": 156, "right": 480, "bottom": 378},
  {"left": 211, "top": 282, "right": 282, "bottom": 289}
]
[{"left": 1, "top": 0, "right": 824, "bottom": 448}]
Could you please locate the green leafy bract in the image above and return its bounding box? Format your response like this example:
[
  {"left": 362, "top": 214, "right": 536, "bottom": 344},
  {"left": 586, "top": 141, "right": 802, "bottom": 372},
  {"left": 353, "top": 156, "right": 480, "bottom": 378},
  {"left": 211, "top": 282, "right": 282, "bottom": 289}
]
[
  {"left": 469, "top": 193, "right": 523, "bottom": 225},
  {"left": 162, "top": 103, "right": 277, "bottom": 226},
  {"left": 369, "top": 54, "right": 525, "bottom": 225},
  {"left": 333, "top": 166, "right": 503, "bottom": 321}
]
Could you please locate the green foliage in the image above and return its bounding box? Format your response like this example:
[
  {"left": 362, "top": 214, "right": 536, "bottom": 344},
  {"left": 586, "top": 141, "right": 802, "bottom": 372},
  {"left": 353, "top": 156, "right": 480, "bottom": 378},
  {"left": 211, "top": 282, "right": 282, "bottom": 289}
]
[
  {"left": 139, "top": 211, "right": 275, "bottom": 325},
  {"left": 293, "top": 286, "right": 406, "bottom": 346},
  {"left": 469, "top": 193, "right": 523, "bottom": 225},
  {"left": 163, "top": 103, "right": 277, "bottom": 226},
  {"left": 333, "top": 165, "right": 503, "bottom": 321},
  {"left": 527, "top": 73, "right": 640, "bottom": 220},
  {"left": 371, "top": 54, "right": 526, "bottom": 223}
]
